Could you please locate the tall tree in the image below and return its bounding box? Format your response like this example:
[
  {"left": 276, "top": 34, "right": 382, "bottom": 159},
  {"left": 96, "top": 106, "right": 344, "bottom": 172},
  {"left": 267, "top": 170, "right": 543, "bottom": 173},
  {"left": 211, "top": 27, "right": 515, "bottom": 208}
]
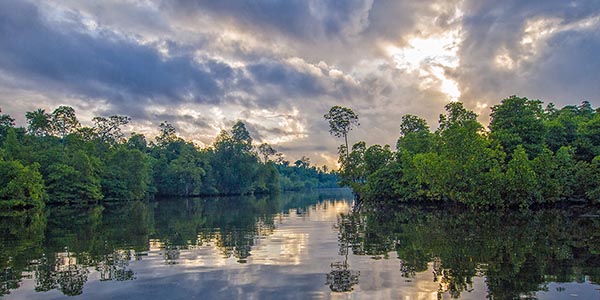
[
  {"left": 324, "top": 106, "right": 359, "bottom": 159},
  {"left": 258, "top": 143, "right": 277, "bottom": 163},
  {"left": 489, "top": 95, "right": 545, "bottom": 157},
  {"left": 397, "top": 114, "right": 432, "bottom": 154},
  {"left": 294, "top": 156, "right": 311, "bottom": 168},
  {"left": 0, "top": 159, "right": 47, "bottom": 208},
  {"left": 25, "top": 109, "right": 52, "bottom": 136},
  {"left": 155, "top": 121, "right": 178, "bottom": 147},
  {"left": 231, "top": 121, "right": 253, "bottom": 152},
  {"left": 127, "top": 133, "right": 148, "bottom": 151},
  {"left": 51, "top": 106, "right": 80, "bottom": 138},
  {"left": 0, "top": 109, "right": 15, "bottom": 138},
  {"left": 93, "top": 115, "right": 131, "bottom": 145},
  {"left": 437, "top": 102, "right": 478, "bottom": 132},
  {"left": 399, "top": 114, "right": 429, "bottom": 137},
  {"left": 504, "top": 146, "right": 538, "bottom": 208}
]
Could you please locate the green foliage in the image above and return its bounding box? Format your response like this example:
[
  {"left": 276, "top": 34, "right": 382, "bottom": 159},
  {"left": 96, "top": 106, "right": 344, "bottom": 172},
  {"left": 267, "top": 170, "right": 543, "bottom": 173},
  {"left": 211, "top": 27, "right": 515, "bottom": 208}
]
[
  {"left": 490, "top": 95, "right": 545, "bottom": 157},
  {"left": 231, "top": 121, "right": 253, "bottom": 152},
  {"left": 531, "top": 148, "right": 562, "bottom": 203},
  {"left": 275, "top": 158, "right": 338, "bottom": 191},
  {"left": 0, "top": 111, "right": 15, "bottom": 140},
  {"left": 155, "top": 121, "right": 179, "bottom": 147},
  {"left": 2, "top": 105, "right": 340, "bottom": 204},
  {"left": 50, "top": 106, "right": 80, "bottom": 138},
  {"left": 334, "top": 98, "right": 600, "bottom": 209},
  {"left": 399, "top": 114, "right": 429, "bottom": 136},
  {"left": 578, "top": 156, "right": 600, "bottom": 203},
  {"left": 93, "top": 115, "right": 131, "bottom": 145},
  {"left": 102, "top": 146, "right": 151, "bottom": 200},
  {"left": 505, "top": 146, "right": 538, "bottom": 209},
  {"left": 575, "top": 112, "right": 600, "bottom": 161},
  {"left": 324, "top": 106, "right": 360, "bottom": 139},
  {"left": 3, "top": 128, "right": 22, "bottom": 161},
  {"left": 165, "top": 143, "right": 206, "bottom": 196},
  {"left": 364, "top": 144, "right": 393, "bottom": 175},
  {"left": 127, "top": 133, "right": 148, "bottom": 151},
  {"left": 258, "top": 143, "right": 277, "bottom": 163},
  {"left": 438, "top": 102, "right": 477, "bottom": 132},
  {"left": 45, "top": 151, "right": 102, "bottom": 204},
  {"left": 210, "top": 128, "right": 259, "bottom": 195},
  {"left": 587, "top": 156, "right": 600, "bottom": 203},
  {"left": 0, "top": 159, "right": 46, "bottom": 209},
  {"left": 324, "top": 106, "right": 359, "bottom": 158},
  {"left": 364, "top": 161, "right": 404, "bottom": 201},
  {"left": 396, "top": 115, "right": 433, "bottom": 154},
  {"left": 25, "top": 109, "right": 52, "bottom": 137}
]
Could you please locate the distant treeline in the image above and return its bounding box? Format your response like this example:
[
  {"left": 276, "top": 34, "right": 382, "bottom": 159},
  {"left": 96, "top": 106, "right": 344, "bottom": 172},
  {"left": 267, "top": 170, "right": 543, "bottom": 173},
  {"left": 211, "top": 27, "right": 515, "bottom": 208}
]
[
  {"left": 0, "top": 107, "right": 337, "bottom": 208},
  {"left": 328, "top": 96, "right": 600, "bottom": 208}
]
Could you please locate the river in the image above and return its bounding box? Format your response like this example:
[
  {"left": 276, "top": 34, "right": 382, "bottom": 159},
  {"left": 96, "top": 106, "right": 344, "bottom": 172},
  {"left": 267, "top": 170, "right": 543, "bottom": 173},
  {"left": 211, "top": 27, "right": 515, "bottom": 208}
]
[{"left": 1, "top": 189, "right": 599, "bottom": 299}]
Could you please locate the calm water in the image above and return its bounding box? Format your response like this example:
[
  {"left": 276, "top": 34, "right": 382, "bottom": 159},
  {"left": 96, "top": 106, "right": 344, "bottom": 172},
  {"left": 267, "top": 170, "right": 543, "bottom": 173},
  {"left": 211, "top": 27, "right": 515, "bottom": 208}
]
[{"left": 1, "top": 189, "right": 599, "bottom": 299}]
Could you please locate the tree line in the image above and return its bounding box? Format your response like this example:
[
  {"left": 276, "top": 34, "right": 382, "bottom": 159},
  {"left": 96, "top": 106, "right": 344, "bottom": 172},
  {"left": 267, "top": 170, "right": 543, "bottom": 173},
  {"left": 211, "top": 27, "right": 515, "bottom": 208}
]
[
  {"left": 325, "top": 96, "right": 600, "bottom": 208},
  {"left": 0, "top": 106, "right": 337, "bottom": 209}
]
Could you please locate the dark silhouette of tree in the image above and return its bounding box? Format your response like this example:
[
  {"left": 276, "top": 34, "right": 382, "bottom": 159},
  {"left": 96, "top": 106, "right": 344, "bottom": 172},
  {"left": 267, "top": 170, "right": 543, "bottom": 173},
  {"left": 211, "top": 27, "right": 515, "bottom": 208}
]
[
  {"left": 258, "top": 143, "right": 277, "bottom": 163},
  {"left": 50, "top": 106, "right": 80, "bottom": 138},
  {"left": 93, "top": 115, "right": 131, "bottom": 145},
  {"left": 155, "top": 121, "right": 179, "bottom": 147}
]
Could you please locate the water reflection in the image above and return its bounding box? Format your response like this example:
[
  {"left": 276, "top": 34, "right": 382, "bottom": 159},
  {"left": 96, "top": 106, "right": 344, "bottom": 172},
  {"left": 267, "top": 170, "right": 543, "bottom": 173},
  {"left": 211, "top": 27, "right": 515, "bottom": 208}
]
[
  {"left": 337, "top": 205, "right": 600, "bottom": 299},
  {"left": 0, "top": 209, "right": 46, "bottom": 296},
  {"left": 326, "top": 212, "right": 360, "bottom": 292},
  {"left": 1, "top": 190, "right": 598, "bottom": 299},
  {"left": 96, "top": 250, "right": 136, "bottom": 281},
  {"left": 0, "top": 189, "right": 353, "bottom": 298}
]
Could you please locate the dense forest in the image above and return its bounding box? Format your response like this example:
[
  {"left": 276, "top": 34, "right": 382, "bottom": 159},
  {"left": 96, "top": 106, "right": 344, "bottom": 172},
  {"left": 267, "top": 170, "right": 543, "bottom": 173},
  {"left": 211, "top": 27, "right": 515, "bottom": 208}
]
[
  {"left": 0, "top": 107, "right": 337, "bottom": 209},
  {"left": 327, "top": 96, "right": 600, "bottom": 208}
]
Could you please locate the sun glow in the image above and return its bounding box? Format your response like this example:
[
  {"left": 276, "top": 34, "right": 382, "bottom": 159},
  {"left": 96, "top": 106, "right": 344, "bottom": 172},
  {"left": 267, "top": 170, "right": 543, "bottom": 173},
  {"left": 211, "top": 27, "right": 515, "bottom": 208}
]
[{"left": 386, "top": 29, "right": 462, "bottom": 102}]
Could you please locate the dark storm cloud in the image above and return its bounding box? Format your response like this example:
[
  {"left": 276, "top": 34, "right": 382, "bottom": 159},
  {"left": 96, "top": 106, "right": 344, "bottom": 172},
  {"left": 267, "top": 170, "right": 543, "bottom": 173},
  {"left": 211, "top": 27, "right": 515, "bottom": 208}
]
[
  {"left": 527, "top": 29, "right": 600, "bottom": 102},
  {"left": 0, "top": 0, "right": 359, "bottom": 121},
  {"left": 171, "top": 0, "right": 372, "bottom": 40},
  {"left": 457, "top": 0, "right": 600, "bottom": 109},
  {"left": 247, "top": 61, "right": 326, "bottom": 97},
  {"left": 0, "top": 1, "right": 232, "bottom": 113}
]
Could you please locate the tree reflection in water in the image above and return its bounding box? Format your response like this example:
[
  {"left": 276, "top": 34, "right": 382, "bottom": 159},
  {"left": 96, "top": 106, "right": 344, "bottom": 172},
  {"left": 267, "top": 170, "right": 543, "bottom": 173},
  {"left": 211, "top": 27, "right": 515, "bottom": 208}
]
[
  {"left": 97, "top": 250, "right": 135, "bottom": 281},
  {"left": 0, "top": 209, "right": 46, "bottom": 296},
  {"left": 33, "top": 249, "right": 89, "bottom": 296},
  {"left": 0, "top": 190, "right": 355, "bottom": 297},
  {"left": 326, "top": 211, "right": 360, "bottom": 292},
  {"left": 163, "top": 244, "right": 181, "bottom": 265},
  {"left": 333, "top": 205, "right": 600, "bottom": 299},
  {"left": 326, "top": 261, "right": 359, "bottom": 292},
  {"left": 55, "top": 250, "right": 89, "bottom": 296}
]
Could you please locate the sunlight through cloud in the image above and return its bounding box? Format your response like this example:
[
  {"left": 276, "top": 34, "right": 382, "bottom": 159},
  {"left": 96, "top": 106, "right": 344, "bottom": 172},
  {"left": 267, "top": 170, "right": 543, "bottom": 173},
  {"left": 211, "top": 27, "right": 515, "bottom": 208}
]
[{"left": 386, "top": 28, "right": 462, "bottom": 102}]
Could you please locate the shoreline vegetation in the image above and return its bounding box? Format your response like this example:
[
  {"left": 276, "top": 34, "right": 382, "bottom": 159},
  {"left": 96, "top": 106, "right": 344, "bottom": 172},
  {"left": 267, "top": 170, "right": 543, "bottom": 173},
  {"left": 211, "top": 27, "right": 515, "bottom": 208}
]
[
  {"left": 326, "top": 95, "right": 600, "bottom": 209},
  {"left": 0, "top": 107, "right": 337, "bottom": 209}
]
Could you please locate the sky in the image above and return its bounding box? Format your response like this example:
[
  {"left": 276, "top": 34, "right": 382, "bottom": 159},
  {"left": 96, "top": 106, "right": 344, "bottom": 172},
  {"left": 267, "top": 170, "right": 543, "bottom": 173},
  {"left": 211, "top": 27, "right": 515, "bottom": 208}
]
[{"left": 1, "top": 0, "right": 599, "bottom": 167}]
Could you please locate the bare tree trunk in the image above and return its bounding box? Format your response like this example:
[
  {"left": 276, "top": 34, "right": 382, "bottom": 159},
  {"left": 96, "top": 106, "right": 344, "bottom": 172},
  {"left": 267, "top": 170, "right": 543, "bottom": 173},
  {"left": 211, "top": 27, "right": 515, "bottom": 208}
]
[{"left": 344, "top": 134, "right": 349, "bottom": 160}]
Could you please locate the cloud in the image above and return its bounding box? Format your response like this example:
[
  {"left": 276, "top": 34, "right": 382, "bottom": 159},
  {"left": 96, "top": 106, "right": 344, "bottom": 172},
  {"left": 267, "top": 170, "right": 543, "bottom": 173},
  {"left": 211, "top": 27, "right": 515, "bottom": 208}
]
[
  {"left": 169, "top": 0, "right": 374, "bottom": 41},
  {"left": 456, "top": 0, "right": 600, "bottom": 119},
  {"left": 0, "top": 1, "right": 233, "bottom": 115},
  {"left": 0, "top": 0, "right": 599, "bottom": 167}
]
